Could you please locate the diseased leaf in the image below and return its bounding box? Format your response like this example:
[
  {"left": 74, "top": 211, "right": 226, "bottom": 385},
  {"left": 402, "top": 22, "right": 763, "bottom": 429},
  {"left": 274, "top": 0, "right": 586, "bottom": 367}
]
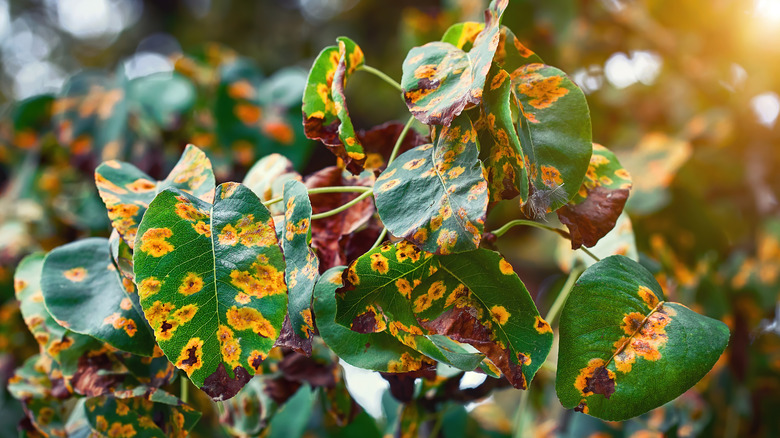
[
  {"left": 556, "top": 255, "right": 730, "bottom": 421},
  {"left": 476, "top": 63, "right": 529, "bottom": 203},
  {"left": 134, "top": 182, "right": 287, "bottom": 401},
  {"left": 41, "top": 237, "right": 156, "bottom": 356},
  {"left": 109, "top": 228, "right": 135, "bottom": 282},
  {"left": 401, "top": 0, "right": 507, "bottom": 126},
  {"left": 8, "top": 355, "right": 69, "bottom": 438},
  {"left": 243, "top": 153, "right": 302, "bottom": 215},
  {"left": 83, "top": 389, "right": 200, "bottom": 438},
  {"left": 14, "top": 253, "right": 102, "bottom": 374},
  {"left": 302, "top": 37, "right": 366, "bottom": 173},
  {"left": 512, "top": 63, "right": 592, "bottom": 216},
  {"left": 282, "top": 180, "right": 319, "bottom": 339},
  {"left": 305, "top": 166, "right": 376, "bottom": 270},
  {"left": 374, "top": 114, "right": 488, "bottom": 255},
  {"left": 557, "top": 144, "right": 632, "bottom": 249},
  {"left": 95, "top": 144, "right": 216, "bottom": 248},
  {"left": 335, "top": 242, "right": 488, "bottom": 371},
  {"left": 441, "top": 23, "right": 543, "bottom": 71},
  {"left": 411, "top": 249, "right": 553, "bottom": 389},
  {"left": 313, "top": 267, "right": 437, "bottom": 373}
]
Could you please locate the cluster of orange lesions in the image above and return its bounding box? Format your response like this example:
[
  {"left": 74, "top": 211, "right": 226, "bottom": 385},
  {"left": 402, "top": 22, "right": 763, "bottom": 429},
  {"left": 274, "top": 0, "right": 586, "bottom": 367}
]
[
  {"left": 102, "top": 312, "right": 138, "bottom": 337},
  {"left": 175, "top": 338, "right": 204, "bottom": 377},
  {"left": 174, "top": 198, "right": 211, "bottom": 237},
  {"left": 63, "top": 267, "right": 88, "bottom": 282},
  {"left": 229, "top": 256, "right": 285, "bottom": 304},
  {"left": 540, "top": 165, "right": 564, "bottom": 188},
  {"left": 138, "top": 277, "right": 162, "bottom": 300},
  {"left": 286, "top": 253, "right": 318, "bottom": 290},
  {"left": 139, "top": 228, "right": 174, "bottom": 257},
  {"left": 612, "top": 304, "right": 674, "bottom": 373},
  {"left": 94, "top": 416, "right": 137, "bottom": 438},
  {"left": 388, "top": 320, "right": 425, "bottom": 350},
  {"left": 387, "top": 352, "right": 435, "bottom": 373},
  {"left": 514, "top": 64, "right": 569, "bottom": 110},
  {"left": 413, "top": 280, "right": 449, "bottom": 313},
  {"left": 225, "top": 306, "right": 277, "bottom": 339},
  {"left": 168, "top": 149, "right": 212, "bottom": 195},
  {"left": 217, "top": 325, "right": 241, "bottom": 367},
  {"left": 284, "top": 218, "right": 310, "bottom": 242},
  {"left": 218, "top": 214, "right": 277, "bottom": 248},
  {"left": 145, "top": 301, "right": 198, "bottom": 341},
  {"left": 299, "top": 308, "right": 315, "bottom": 337}
]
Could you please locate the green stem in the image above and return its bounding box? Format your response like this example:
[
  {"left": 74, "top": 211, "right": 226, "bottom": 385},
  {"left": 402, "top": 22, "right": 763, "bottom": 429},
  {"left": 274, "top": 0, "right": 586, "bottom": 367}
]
[
  {"left": 262, "top": 185, "right": 371, "bottom": 207},
  {"left": 358, "top": 64, "right": 404, "bottom": 93},
  {"left": 580, "top": 247, "right": 601, "bottom": 262},
  {"left": 429, "top": 409, "right": 445, "bottom": 438},
  {"left": 388, "top": 116, "right": 416, "bottom": 165},
  {"left": 545, "top": 265, "right": 584, "bottom": 326},
  {"left": 180, "top": 376, "right": 189, "bottom": 404},
  {"left": 311, "top": 189, "right": 374, "bottom": 220},
  {"left": 490, "top": 219, "right": 569, "bottom": 239}
]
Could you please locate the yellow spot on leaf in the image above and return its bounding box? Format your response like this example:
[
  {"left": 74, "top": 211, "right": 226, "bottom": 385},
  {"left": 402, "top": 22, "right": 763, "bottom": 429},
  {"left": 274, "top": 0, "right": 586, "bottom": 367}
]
[
  {"left": 491, "top": 305, "right": 510, "bottom": 325},
  {"left": 370, "top": 253, "right": 390, "bottom": 274},
  {"left": 178, "top": 272, "right": 204, "bottom": 296},
  {"left": 226, "top": 306, "right": 277, "bottom": 338},
  {"left": 64, "top": 267, "right": 87, "bottom": 282},
  {"left": 534, "top": 316, "right": 553, "bottom": 334},
  {"left": 138, "top": 277, "right": 161, "bottom": 300},
  {"left": 139, "top": 228, "right": 174, "bottom": 257},
  {"left": 499, "top": 259, "right": 514, "bottom": 275}
]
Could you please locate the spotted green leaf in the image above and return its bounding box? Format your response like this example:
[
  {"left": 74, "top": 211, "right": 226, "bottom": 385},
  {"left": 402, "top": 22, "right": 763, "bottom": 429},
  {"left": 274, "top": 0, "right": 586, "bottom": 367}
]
[
  {"left": 303, "top": 37, "right": 366, "bottom": 173},
  {"left": 411, "top": 249, "right": 553, "bottom": 389},
  {"left": 134, "top": 182, "right": 287, "bottom": 401},
  {"left": 8, "top": 355, "right": 68, "bottom": 438},
  {"left": 334, "top": 243, "right": 486, "bottom": 372},
  {"left": 314, "top": 267, "right": 436, "bottom": 373},
  {"left": 477, "top": 63, "right": 529, "bottom": 203},
  {"left": 282, "top": 180, "right": 319, "bottom": 339},
  {"left": 243, "top": 153, "right": 302, "bottom": 215},
  {"left": 401, "top": 0, "right": 507, "bottom": 126},
  {"left": 513, "top": 63, "right": 592, "bottom": 216},
  {"left": 53, "top": 70, "right": 129, "bottom": 160},
  {"left": 14, "top": 253, "right": 102, "bottom": 374},
  {"left": 557, "top": 144, "right": 632, "bottom": 249},
  {"left": 556, "top": 255, "right": 729, "bottom": 421},
  {"left": 41, "top": 238, "right": 155, "bottom": 356},
  {"left": 374, "top": 114, "right": 488, "bottom": 255},
  {"left": 83, "top": 389, "right": 200, "bottom": 438},
  {"left": 95, "top": 144, "right": 216, "bottom": 248}
]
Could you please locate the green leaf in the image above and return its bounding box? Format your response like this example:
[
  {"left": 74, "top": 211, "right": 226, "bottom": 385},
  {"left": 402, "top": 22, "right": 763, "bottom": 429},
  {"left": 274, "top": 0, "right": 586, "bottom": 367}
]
[
  {"left": 401, "top": 0, "right": 507, "bottom": 126},
  {"left": 95, "top": 144, "right": 216, "bottom": 248},
  {"left": 8, "top": 355, "right": 69, "bottom": 438},
  {"left": 243, "top": 153, "right": 302, "bottom": 215},
  {"left": 313, "top": 267, "right": 436, "bottom": 373},
  {"left": 14, "top": 253, "right": 102, "bottom": 374},
  {"left": 557, "top": 144, "right": 632, "bottom": 249},
  {"left": 83, "top": 389, "right": 200, "bottom": 438},
  {"left": 556, "top": 255, "right": 730, "bottom": 421},
  {"left": 302, "top": 37, "right": 366, "bottom": 173},
  {"left": 282, "top": 180, "right": 319, "bottom": 339},
  {"left": 512, "top": 63, "right": 592, "bottom": 216},
  {"left": 374, "top": 114, "right": 488, "bottom": 255},
  {"left": 134, "top": 182, "right": 287, "bottom": 400},
  {"left": 129, "top": 72, "right": 196, "bottom": 129},
  {"left": 266, "top": 384, "right": 315, "bottom": 438},
  {"left": 411, "top": 248, "right": 553, "bottom": 389},
  {"left": 41, "top": 237, "right": 156, "bottom": 356},
  {"left": 477, "top": 63, "right": 529, "bottom": 204}
]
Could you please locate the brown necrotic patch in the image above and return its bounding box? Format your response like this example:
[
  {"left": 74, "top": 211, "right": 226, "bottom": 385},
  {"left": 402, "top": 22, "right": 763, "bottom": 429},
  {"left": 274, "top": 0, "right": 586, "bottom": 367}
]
[
  {"left": 201, "top": 363, "right": 251, "bottom": 401},
  {"left": 574, "top": 358, "right": 616, "bottom": 399},
  {"left": 351, "top": 306, "right": 386, "bottom": 333},
  {"left": 175, "top": 338, "right": 204, "bottom": 376}
]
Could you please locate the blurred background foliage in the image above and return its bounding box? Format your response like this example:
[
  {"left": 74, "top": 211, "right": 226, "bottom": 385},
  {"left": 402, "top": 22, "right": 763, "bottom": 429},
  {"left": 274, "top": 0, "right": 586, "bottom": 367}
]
[{"left": 1, "top": 0, "right": 779, "bottom": 437}]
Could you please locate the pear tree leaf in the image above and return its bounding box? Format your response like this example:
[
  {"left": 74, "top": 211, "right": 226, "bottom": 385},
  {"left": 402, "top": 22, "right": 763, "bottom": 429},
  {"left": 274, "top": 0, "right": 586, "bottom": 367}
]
[
  {"left": 243, "top": 153, "right": 302, "bottom": 215},
  {"left": 302, "top": 37, "right": 366, "bottom": 173},
  {"left": 314, "top": 267, "right": 437, "bottom": 373},
  {"left": 282, "top": 180, "right": 319, "bottom": 339},
  {"left": 134, "top": 182, "right": 287, "bottom": 401},
  {"left": 8, "top": 355, "right": 69, "bottom": 438},
  {"left": 401, "top": 0, "right": 508, "bottom": 126},
  {"left": 556, "top": 255, "right": 730, "bottom": 421},
  {"left": 41, "top": 237, "right": 156, "bottom": 356},
  {"left": 512, "top": 63, "right": 593, "bottom": 216},
  {"left": 557, "top": 144, "right": 632, "bottom": 249},
  {"left": 411, "top": 248, "right": 553, "bottom": 389},
  {"left": 95, "top": 144, "right": 216, "bottom": 248},
  {"left": 374, "top": 114, "right": 488, "bottom": 255}
]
